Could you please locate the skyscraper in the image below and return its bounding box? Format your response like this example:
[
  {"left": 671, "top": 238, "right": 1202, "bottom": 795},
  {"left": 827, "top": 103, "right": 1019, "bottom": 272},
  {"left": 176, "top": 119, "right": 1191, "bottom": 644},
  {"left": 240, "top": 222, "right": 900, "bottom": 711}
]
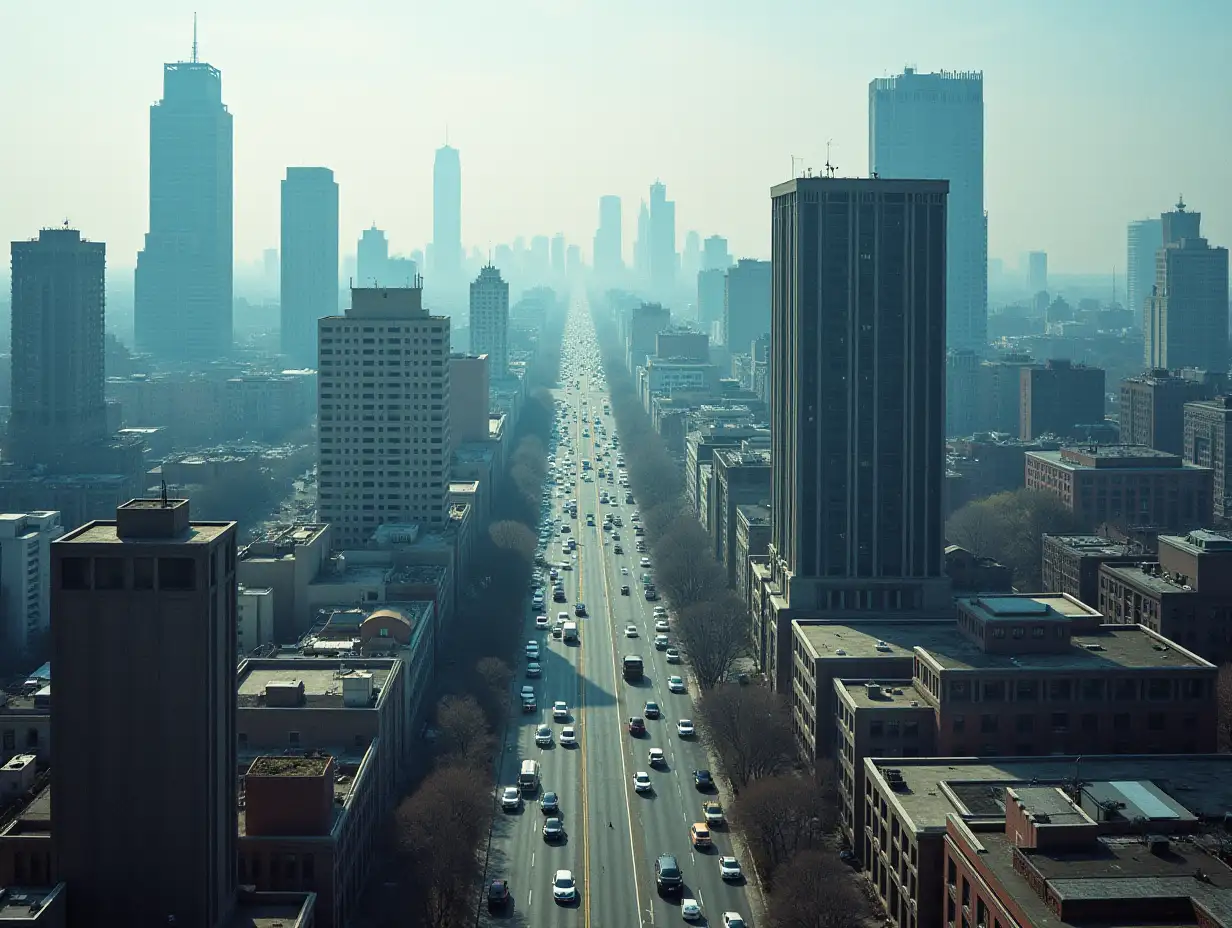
[
  {"left": 649, "top": 181, "right": 677, "bottom": 294},
  {"left": 724, "top": 258, "right": 771, "bottom": 353},
  {"left": 432, "top": 144, "right": 462, "bottom": 279},
  {"left": 280, "top": 167, "right": 339, "bottom": 366},
  {"left": 682, "top": 230, "right": 702, "bottom": 282},
  {"left": 469, "top": 264, "right": 509, "bottom": 375},
  {"left": 870, "top": 68, "right": 985, "bottom": 353},
  {"left": 1027, "top": 250, "right": 1048, "bottom": 294},
  {"left": 52, "top": 497, "right": 238, "bottom": 927},
  {"left": 134, "top": 39, "right": 233, "bottom": 362},
  {"left": 1145, "top": 201, "right": 1229, "bottom": 374},
  {"left": 550, "top": 233, "right": 566, "bottom": 276},
  {"left": 357, "top": 224, "right": 390, "bottom": 287},
  {"left": 768, "top": 177, "right": 950, "bottom": 616},
  {"left": 702, "top": 235, "right": 732, "bottom": 271},
  {"left": 634, "top": 201, "right": 651, "bottom": 280},
  {"left": 9, "top": 228, "right": 108, "bottom": 466},
  {"left": 318, "top": 285, "right": 452, "bottom": 548},
  {"left": 1128, "top": 217, "right": 1164, "bottom": 330},
  {"left": 593, "top": 195, "right": 622, "bottom": 279}
]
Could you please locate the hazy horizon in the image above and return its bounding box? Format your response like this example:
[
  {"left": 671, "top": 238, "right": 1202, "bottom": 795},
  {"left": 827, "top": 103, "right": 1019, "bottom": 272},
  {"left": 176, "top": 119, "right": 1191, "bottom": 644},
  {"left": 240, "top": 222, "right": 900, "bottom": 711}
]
[{"left": 2, "top": 0, "right": 1229, "bottom": 276}]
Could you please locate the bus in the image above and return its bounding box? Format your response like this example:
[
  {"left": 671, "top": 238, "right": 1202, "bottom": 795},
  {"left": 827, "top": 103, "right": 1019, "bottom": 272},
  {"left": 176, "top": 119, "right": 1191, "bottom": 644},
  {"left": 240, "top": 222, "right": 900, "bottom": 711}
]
[{"left": 622, "top": 655, "right": 644, "bottom": 681}]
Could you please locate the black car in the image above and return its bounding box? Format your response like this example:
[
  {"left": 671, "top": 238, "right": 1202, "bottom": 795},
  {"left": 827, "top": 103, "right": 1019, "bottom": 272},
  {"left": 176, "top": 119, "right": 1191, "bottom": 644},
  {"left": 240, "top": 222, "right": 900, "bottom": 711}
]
[
  {"left": 540, "top": 791, "right": 559, "bottom": 814},
  {"left": 554, "top": 590, "right": 568, "bottom": 602},
  {"left": 655, "top": 854, "right": 683, "bottom": 895},
  {"left": 575, "top": 602, "right": 587, "bottom": 617},
  {"left": 694, "top": 769, "right": 714, "bottom": 790},
  {"left": 488, "top": 879, "right": 511, "bottom": 910},
  {"left": 614, "top": 545, "right": 624, "bottom": 554},
  {"left": 621, "top": 585, "right": 630, "bottom": 595},
  {"left": 543, "top": 817, "right": 565, "bottom": 841},
  {"left": 644, "top": 701, "right": 661, "bottom": 719}
]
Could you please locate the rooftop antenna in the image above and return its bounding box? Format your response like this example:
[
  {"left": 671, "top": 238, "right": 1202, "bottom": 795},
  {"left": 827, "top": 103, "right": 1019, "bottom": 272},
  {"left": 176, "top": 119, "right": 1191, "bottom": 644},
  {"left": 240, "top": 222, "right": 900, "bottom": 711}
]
[
  {"left": 790, "top": 155, "right": 802, "bottom": 178},
  {"left": 1177, "top": 194, "right": 1187, "bottom": 212},
  {"left": 160, "top": 479, "right": 169, "bottom": 508},
  {"left": 824, "top": 140, "right": 838, "bottom": 178},
  {"left": 192, "top": 12, "right": 198, "bottom": 63}
]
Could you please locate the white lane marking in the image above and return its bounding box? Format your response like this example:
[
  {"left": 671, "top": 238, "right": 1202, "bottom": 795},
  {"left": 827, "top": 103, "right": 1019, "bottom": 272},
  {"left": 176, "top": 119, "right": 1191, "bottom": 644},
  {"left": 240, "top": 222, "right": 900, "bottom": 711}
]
[
  {"left": 528, "top": 889, "right": 533, "bottom": 907},
  {"left": 531, "top": 852, "right": 535, "bottom": 869}
]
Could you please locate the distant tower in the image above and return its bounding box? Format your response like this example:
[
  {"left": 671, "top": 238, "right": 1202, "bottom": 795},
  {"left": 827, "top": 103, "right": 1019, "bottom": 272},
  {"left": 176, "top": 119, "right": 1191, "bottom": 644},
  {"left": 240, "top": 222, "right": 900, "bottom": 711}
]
[
  {"left": 9, "top": 228, "right": 108, "bottom": 466},
  {"left": 432, "top": 144, "right": 462, "bottom": 279},
  {"left": 357, "top": 224, "right": 390, "bottom": 286},
  {"left": 280, "top": 167, "right": 339, "bottom": 367},
  {"left": 470, "top": 265, "right": 510, "bottom": 375},
  {"left": 1027, "top": 251, "right": 1048, "bottom": 294},
  {"left": 648, "top": 181, "right": 677, "bottom": 295},
  {"left": 702, "top": 235, "right": 731, "bottom": 272},
  {"left": 634, "top": 202, "right": 651, "bottom": 280},
  {"left": 870, "top": 67, "right": 986, "bottom": 353},
  {"left": 550, "top": 233, "right": 566, "bottom": 276},
  {"left": 134, "top": 27, "right": 233, "bottom": 362},
  {"left": 593, "top": 195, "right": 623, "bottom": 280},
  {"left": 682, "top": 230, "right": 702, "bottom": 282},
  {"left": 1127, "top": 217, "right": 1163, "bottom": 331}
]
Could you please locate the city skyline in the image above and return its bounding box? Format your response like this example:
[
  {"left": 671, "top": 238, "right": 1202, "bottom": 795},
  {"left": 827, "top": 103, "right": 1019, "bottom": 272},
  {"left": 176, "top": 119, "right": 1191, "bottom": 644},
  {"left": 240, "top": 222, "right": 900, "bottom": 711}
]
[{"left": 1, "top": 2, "right": 1229, "bottom": 275}]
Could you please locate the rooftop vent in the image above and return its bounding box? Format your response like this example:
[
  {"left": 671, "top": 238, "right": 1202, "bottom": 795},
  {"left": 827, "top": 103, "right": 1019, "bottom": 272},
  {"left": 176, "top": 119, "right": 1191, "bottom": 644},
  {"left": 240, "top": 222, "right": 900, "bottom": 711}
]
[
  {"left": 834, "top": 648, "right": 847, "bottom": 656},
  {"left": 884, "top": 768, "right": 907, "bottom": 791},
  {"left": 1083, "top": 643, "right": 1106, "bottom": 651},
  {"left": 865, "top": 682, "right": 883, "bottom": 699},
  {"left": 875, "top": 640, "right": 892, "bottom": 652}
]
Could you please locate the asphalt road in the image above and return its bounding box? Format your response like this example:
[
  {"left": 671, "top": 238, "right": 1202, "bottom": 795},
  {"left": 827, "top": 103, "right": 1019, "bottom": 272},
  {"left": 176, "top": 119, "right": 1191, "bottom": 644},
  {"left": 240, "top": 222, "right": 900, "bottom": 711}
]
[{"left": 481, "top": 296, "right": 757, "bottom": 928}]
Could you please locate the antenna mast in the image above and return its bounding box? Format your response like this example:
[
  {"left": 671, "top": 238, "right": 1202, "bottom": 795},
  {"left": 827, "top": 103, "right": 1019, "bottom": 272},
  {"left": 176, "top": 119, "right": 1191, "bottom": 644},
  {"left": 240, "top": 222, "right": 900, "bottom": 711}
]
[
  {"left": 192, "top": 12, "right": 198, "bottom": 63},
  {"left": 825, "top": 140, "right": 838, "bottom": 178}
]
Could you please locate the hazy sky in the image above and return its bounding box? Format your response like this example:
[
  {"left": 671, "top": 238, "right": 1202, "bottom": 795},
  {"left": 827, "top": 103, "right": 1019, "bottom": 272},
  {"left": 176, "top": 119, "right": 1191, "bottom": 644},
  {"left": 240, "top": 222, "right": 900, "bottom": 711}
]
[{"left": 2, "top": 0, "right": 1229, "bottom": 276}]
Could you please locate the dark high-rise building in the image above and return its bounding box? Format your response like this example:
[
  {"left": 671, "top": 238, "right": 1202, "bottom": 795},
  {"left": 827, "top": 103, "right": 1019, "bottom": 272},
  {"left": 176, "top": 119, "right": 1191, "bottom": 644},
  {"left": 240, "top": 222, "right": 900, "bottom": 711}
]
[
  {"left": 1145, "top": 201, "right": 1229, "bottom": 374},
  {"left": 135, "top": 42, "right": 233, "bottom": 362},
  {"left": 768, "top": 176, "right": 950, "bottom": 615},
  {"left": 869, "top": 68, "right": 986, "bottom": 353},
  {"left": 1127, "top": 217, "right": 1163, "bottom": 331},
  {"left": 1120, "top": 368, "right": 1222, "bottom": 455},
  {"left": 357, "top": 224, "right": 389, "bottom": 286},
  {"left": 52, "top": 497, "right": 238, "bottom": 927},
  {"left": 280, "top": 167, "right": 339, "bottom": 367},
  {"left": 1019, "top": 359, "right": 1105, "bottom": 440},
  {"left": 702, "top": 235, "right": 731, "bottom": 272},
  {"left": 469, "top": 265, "right": 509, "bottom": 375},
  {"left": 724, "top": 258, "right": 771, "bottom": 354},
  {"left": 9, "top": 228, "right": 108, "bottom": 466},
  {"left": 432, "top": 144, "right": 462, "bottom": 279},
  {"left": 648, "top": 180, "right": 677, "bottom": 295},
  {"left": 593, "top": 195, "right": 622, "bottom": 279}
]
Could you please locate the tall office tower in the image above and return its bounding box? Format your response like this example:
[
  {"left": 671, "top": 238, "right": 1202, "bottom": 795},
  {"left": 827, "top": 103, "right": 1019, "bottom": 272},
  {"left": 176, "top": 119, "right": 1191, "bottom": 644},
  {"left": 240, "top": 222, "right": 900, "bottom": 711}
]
[
  {"left": 870, "top": 67, "right": 985, "bottom": 353},
  {"left": 52, "top": 498, "right": 238, "bottom": 927},
  {"left": 593, "top": 195, "right": 623, "bottom": 279},
  {"left": 529, "top": 235, "right": 550, "bottom": 280},
  {"left": 1028, "top": 250, "right": 1048, "bottom": 294},
  {"left": 550, "top": 233, "right": 566, "bottom": 276},
  {"left": 9, "top": 228, "right": 108, "bottom": 466},
  {"left": 279, "top": 167, "right": 339, "bottom": 366},
  {"left": 634, "top": 201, "right": 651, "bottom": 279},
  {"left": 432, "top": 144, "right": 462, "bottom": 279},
  {"left": 724, "top": 258, "right": 771, "bottom": 352},
  {"left": 134, "top": 41, "right": 233, "bottom": 362},
  {"left": 469, "top": 265, "right": 509, "bottom": 375},
  {"left": 768, "top": 177, "right": 951, "bottom": 615},
  {"left": 0, "top": 510, "right": 61, "bottom": 656},
  {"left": 357, "top": 224, "right": 390, "bottom": 286},
  {"left": 1145, "top": 200, "right": 1230, "bottom": 374},
  {"left": 682, "top": 230, "right": 702, "bottom": 282},
  {"left": 697, "top": 269, "right": 726, "bottom": 333},
  {"left": 648, "top": 181, "right": 677, "bottom": 294},
  {"left": 1128, "top": 217, "right": 1164, "bottom": 330},
  {"left": 318, "top": 284, "right": 452, "bottom": 548},
  {"left": 702, "top": 234, "right": 731, "bottom": 271}
]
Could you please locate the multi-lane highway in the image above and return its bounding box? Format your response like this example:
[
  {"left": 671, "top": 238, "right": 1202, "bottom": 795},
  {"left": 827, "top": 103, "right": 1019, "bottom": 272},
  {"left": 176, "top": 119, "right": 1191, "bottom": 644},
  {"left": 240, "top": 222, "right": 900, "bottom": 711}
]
[{"left": 481, "top": 297, "right": 758, "bottom": 928}]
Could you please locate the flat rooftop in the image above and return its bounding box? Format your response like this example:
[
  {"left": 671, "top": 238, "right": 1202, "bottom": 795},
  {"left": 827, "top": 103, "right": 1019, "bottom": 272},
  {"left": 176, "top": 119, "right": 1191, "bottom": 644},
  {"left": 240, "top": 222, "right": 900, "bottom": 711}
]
[
  {"left": 1103, "top": 562, "right": 1193, "bottom": 595},
  {"left": 868, "top": 754, "right": 1232, "bottom": 836},
  {"left": 794, "top": 621, "right": 960, "bottom": 662},
  {"left": 228, "top": 899, "right": 315, "bottom": 928},
  {"left": 236, "top": 664, "right": 394, "bottom": 708},
  {"left": 1045, "top": 534, "right": 1138, "bottom": 557},
  {"left": 840, "top": 679, "right": 933, "bottom": 710},
  {"left": 921, "top": 624, "right": 1210, "bottom": 672},
  {"left": 59, "top": 519, "right": 233, "bottom": 545},
  {"left": 960, "top": 593, "right": 1100, "bottom": 621},
  {"left": 0, "top": 885, "right": 63, "bottom": 920}
]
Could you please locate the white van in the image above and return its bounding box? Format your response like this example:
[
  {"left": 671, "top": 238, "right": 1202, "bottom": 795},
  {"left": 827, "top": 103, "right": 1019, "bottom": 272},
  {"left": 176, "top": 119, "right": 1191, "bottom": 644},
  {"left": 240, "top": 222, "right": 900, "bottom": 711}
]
[
  {"left": 563, "top": 622, "right": 579, "bottom": 642},
  {"left": 519, "top": 759, "right": 541, "bottom": 793}
]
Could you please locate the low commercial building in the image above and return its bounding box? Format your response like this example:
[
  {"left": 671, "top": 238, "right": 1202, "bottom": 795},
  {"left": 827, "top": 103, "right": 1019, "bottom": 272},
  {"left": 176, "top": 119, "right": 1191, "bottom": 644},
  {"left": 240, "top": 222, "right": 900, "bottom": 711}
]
[
  {"left": 238, "top": 523, "right": 334, "bottom": 642},
  {"left": 942, "top": 546, "right": 1012, "bottom": 594},
  {"left": 1040, "top": 533, "right": 1151, "bottom": 607}
]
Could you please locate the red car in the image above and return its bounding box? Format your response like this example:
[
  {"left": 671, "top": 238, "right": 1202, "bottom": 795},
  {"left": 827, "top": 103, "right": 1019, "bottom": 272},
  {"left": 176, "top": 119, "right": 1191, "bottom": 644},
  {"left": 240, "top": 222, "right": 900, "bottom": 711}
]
[{"left": 628, "top": 716, "right": 646, "bottom": 736}]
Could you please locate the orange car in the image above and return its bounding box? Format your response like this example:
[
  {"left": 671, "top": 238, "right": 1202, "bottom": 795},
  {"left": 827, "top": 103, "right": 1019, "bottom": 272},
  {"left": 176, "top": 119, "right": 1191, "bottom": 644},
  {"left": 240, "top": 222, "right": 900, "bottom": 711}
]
[{"left": 690, "top": 823, "right": 712, "bottom": 848}]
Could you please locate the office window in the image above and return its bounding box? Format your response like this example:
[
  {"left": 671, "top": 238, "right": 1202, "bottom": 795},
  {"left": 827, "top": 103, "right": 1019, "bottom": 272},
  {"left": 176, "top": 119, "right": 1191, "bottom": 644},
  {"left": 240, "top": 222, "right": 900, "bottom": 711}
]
[
  {"left": 133, "top": 557, "right": 155, "bottom": 590},
  {"left": 60, "top": 557, "right": 91, "bottom": 590},
  {"left": 94, "top": 557, "right": 125, "bottom": 590},
  {"left": 160, "top": 558, "right": 196, "bottom": 591}
]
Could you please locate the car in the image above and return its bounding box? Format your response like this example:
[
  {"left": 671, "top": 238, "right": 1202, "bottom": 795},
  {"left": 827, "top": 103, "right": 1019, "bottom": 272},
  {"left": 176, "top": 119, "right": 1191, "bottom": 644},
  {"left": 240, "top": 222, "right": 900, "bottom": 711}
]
[
  {"left": 526, "top": 662, "right": 541, "bottom": 677},
  {"left": 501, "top": 787, "right": 521, "bottom": 811},
  {"left": 690, "top": 823, "right": 712, "bottom": 848},
  {"left": 614, "top": 544, "right": 623, "bottom": 554},
  {"left": 722, "top": 914, "right": 746, "bottom": 928},
  {"left": 655, "top": 854, "right": 684, "bottom": 895},
  {"left": 654, "top": 620, "right": 670, "bottom": 633},
  {"left": 540, "top": 791, "right": 559, "bottom": 813},
  {"left": 574, "top": 602, "right": 587, "bottom": 617},
  {"left": 645, "top": 588, "right": 658, "bottom": 601},
  {"left": 521, "top": 695, "right": 536, "bottom": 712},
  {"left": 552, "top": 624, "right": 564, "bottom": 639},
  {"left": 549, "top": 568, "right": 559, "bottom": 580},
  {"left": 654, "top": 634, "right": 669, "bottom": 650},
  {"left": 666, "top": 648, "right": 681, "bottom": 663},
  {"left": 620, "top": 584, "right": 630, "bottom": 595},
  {"left": 553, "top": 700, "right": 569, "bottom": 720},
  {"left": 693, "top": 769, "right": 714, "bottom": 790},
  {"left": 612, "top": 531, "right": 620, "bottom": 540},
  {"left": 488, "top": 878, "right": 512, "bottom": 911},
  {"left": 644, "top": 700, "right": 661, "bottom": 719},
  {"left": 681, "top": 899, "right": 702, "bottom": 921},
  {"left": 553, "top": 589, "right": 568, "bottom": 602},
  {"left": 719, "top": 856, "right": 743, "bottom": 881},
  {"left": 628, "top": 716, "right": 646, "bottom": 736},
  {"left": 559, "top": 726, "right": 577, "bottom": 747},
  {"left": 542, "top": 816, "right": 565, "bottom": 841},
  {"left": 526, "top": 638, "right": 539, "bottom": 649},
  {"left": 552, "top": 870, "right": 577, "bottom": 903},
  {"left": 648, "top": 747, "right": 666, "bottom": 766},
  {"left": 633, "top": 771, "right": 652, "bottom": 793},
  {"left": 535, "top": 724, "right": 553, "bottom": 746},
  {"left": 640, "top": 557, "right": 651, "bottom": 568},
  {"left": 625, "top": 624, "right": 639, "bottom": 637},
  {"left": 702, "top": 800, "right": 725, "bottom": 825},
  {"left": 626, "top": 494, "right": 635, "bottom": 503},
  {"left": 653, "top": 605, "right": 667, "bottom": 617},
  {"left": 520, "top": 685, "right": 534, "bottom": 699},
  {"left": 621, "top": 566, "right": 630, "bottom": 575},
  {"left": 679, "top": 720, "right": 696, "bottom": 738},
  {"left": 668, "top": 676, "right": 686, "bottom": 693},
  {"left": 525, "top": 646, "right": 540, "bottom": 660},
  {"left": 536, "top": 614, "right": 550, "bottom": 628}
]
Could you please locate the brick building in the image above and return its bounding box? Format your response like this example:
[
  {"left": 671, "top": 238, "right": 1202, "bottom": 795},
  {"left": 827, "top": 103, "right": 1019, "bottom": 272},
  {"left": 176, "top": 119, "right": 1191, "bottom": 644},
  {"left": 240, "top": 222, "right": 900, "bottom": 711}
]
[
  {"left": 1119, "top": 369, "right": 1221, "bottom": 455},
  {"left": 1020, "top": 360, "right": 1105, "bottom": 440},
  {"left": 1025, "top": 445, "right": 1212, "bottom": 532},
  {"left": 1040, "top": 533, "right": 1152, "bottom": 607},
  {"left": 1185, "top": 395, "right": 1232, "bottom": 521}
]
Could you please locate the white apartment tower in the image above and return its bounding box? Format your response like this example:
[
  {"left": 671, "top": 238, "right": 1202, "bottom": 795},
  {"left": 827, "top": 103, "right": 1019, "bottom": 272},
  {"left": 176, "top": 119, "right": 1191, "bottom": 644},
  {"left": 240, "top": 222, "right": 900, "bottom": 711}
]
[
  {"left": 317, "top": 284, "right": 452, "bottom": 549},
  {"left": 469, "top": 265, "right": 509, "bottom": 376},
  {"left": 0, "top": 511, "right": 63, "bottom": 655}
]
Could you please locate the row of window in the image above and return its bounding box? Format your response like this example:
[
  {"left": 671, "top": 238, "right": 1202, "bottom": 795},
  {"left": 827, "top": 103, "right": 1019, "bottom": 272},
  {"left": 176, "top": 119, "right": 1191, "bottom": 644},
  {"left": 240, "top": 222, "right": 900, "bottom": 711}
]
[{"left": 946, "top": 675, "right": 1207, "bottom": 702}]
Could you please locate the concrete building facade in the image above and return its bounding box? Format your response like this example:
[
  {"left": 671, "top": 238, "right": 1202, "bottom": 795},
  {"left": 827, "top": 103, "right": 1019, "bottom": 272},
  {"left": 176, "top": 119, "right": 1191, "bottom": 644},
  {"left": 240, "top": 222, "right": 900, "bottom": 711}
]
[
  {"left": 1040, "top": 533, "right": 1150, "bottom": 608},
  {"left": 723, "top": 258, "right": 771, "bottom": 354},
  {"left": 468, "top": 266, "right": 508, "bottom": 376},
  {"left": 280, "top": 167, "right": 339, "bottom": 367},
  {"left": 0, "top": 512, "right": 62, "bottom": 657},
  {"left": 1019, "top": 360, "right": 1105, "bottom": 441},
  {"left": 1185, "top": 395, "right": 1232, "bottom": 521}
]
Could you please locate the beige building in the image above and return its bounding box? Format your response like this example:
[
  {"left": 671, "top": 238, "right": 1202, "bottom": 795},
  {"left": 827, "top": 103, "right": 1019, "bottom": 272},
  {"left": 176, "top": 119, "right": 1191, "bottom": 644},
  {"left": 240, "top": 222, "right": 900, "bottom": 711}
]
[
  {"left": 238, "top": 523, "right": 333, "bottom": 642},
  {"left": 237, "top": 584, "right": 276, "bottom": 655},
  {"left": 448, "top": 353, "right": 490, "bottom": 452}
]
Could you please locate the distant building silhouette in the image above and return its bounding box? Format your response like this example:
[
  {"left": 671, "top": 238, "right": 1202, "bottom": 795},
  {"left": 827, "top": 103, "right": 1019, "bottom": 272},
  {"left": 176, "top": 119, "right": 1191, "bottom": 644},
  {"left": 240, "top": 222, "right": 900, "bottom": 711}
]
[
  {"left": 432, "top": 144, "right": 462, "bottom": 279},
  {"left": 280, "top": 167, "right": 339, "bottom": 367},
  {"left": 870, "top": 67, "right": 986, "bottom": 353},
  {"left": 1127, "top": 217, "right": 1163, "bottom": 331},
  {"left": 550, "top": 233, "right": 566, "bottom": 277},
  {"left": 648, "top": 181, "right": 677, "bottom": 295},
  {"left": 357, "top": 224, "right": 390, "bottom": 287},
  {"left": 724, "top": 258, "right": 771, "bottom": 353},
  {"left": 135, "top": 44, "right": 233, "bottom": 362},
  {"left": 469, "top": 265, "right": 509, "bottom": 375},
  {"left": 702, "top": 234, "right": 731, "bottom": 271},
  {"left": 1027, "top": 250, "right": 1048, "bottom": 294},
  {"left": 9, "top": 228, "right": 109, "bottom": 465},
  {"left": 593, "top": 195, "right": 623, "bottom": 279},
  {"left": 634, "top": 201, "right": 651, "bottom": 280}
]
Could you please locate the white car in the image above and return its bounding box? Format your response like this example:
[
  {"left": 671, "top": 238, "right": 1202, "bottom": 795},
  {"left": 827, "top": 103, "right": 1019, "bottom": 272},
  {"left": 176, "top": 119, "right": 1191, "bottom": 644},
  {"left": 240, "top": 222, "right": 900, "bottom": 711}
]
[
  {"left": 553, "top": 870, "right": 577, "bottom": 903},
  {"left": 654, "top": 634, "right": 669, "bottom": 650},
  {"left": 526, "top": 645, "right": 540, "bottom": 659},
  {"left": 560, "top": 726, "right": 577, "bottom": 747},
  {"left": 722, "top": 915, "right": 746, "bottom": 928},
  {"left": 526, "top": 661, "right": 542, "bottom": 677},
  {"left": 535, "top": 724, "right": 553, "bottom": 746},
  {"left": 648, "top": 747, "right": 666, "bottom": 766},
  {"left": 668, "top": 675, "right": 686, "bottom": 693},
  {"left": 655, "top": 620, "right": 670, "bottom": 633},
  {"left": 621, "top": 566, "right": 630, "bottom": 575},
  {"left": 625, "top": 625, "right": 639, "bottom": 638},
  {"left": 553, "top": 700, "right": 569, "bottom": 721},
  {"left": 677, "top": 719, "right": 695, "bottom": 738},
  {"left": 633, "top": 771, "right": 652, "bottom": 792},
  {"left": 640, "top": 557, "right": 651, "bottom": 567},
  {"left": 666, "top": 648, "right": 681, "bottom": 664},
  {"left": 719, "top": 856, "right": 743, "bottom": 881},
  {"left": 536, "top": 615, "right": 550, "bottom": 628},
  {"left": 682, "top": 899, "right": 702, "bottom": 921},
  {"left": 501, "top": 786, "right": 521, "bottom": 810},
  {"left": 653, "top": 606, "right": 667, "bottom": 617}
]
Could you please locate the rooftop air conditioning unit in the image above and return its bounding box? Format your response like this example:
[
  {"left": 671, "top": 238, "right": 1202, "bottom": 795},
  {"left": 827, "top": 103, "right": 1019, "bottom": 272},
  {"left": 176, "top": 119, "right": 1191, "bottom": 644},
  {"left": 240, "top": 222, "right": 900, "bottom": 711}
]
[{"left": 875, "top": 640, "right": 892, "bottom": 652}]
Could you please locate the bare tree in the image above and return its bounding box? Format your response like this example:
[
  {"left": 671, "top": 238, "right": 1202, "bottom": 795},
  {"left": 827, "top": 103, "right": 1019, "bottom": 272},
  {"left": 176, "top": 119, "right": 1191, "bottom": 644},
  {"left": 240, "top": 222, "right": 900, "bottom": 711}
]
[
  {"left": 765, "top": 850, "right": 869, "bottom": 928},
  {"left": 945, "top": 499, "right": 1001, "bottom": 560},
  {"left": 655, "top": 536, "right": 729, "bottom": 612},
  {"left": 1218, "top": 663, "right": 1232, "bottom": 752},
  {"left": 734, "top": 774, "right": 836, "bottom": 877},
  {"left": 488, "top": 520, "right": 537, "bottom": 563},
  {"left": 393, "top": 765, "right": 494, "bottom": 928},
  {"left": 675, "top": 594, "right": 750, "bottom": 690},
  {"left": 435, "top": 694, "right": 493, "bottom": 768},
  {"left": 473, "top": 656, "right": 513, "bottom": 724},
  {"left": 697, "top": 683, "right": 794, "bottom": 787}
]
